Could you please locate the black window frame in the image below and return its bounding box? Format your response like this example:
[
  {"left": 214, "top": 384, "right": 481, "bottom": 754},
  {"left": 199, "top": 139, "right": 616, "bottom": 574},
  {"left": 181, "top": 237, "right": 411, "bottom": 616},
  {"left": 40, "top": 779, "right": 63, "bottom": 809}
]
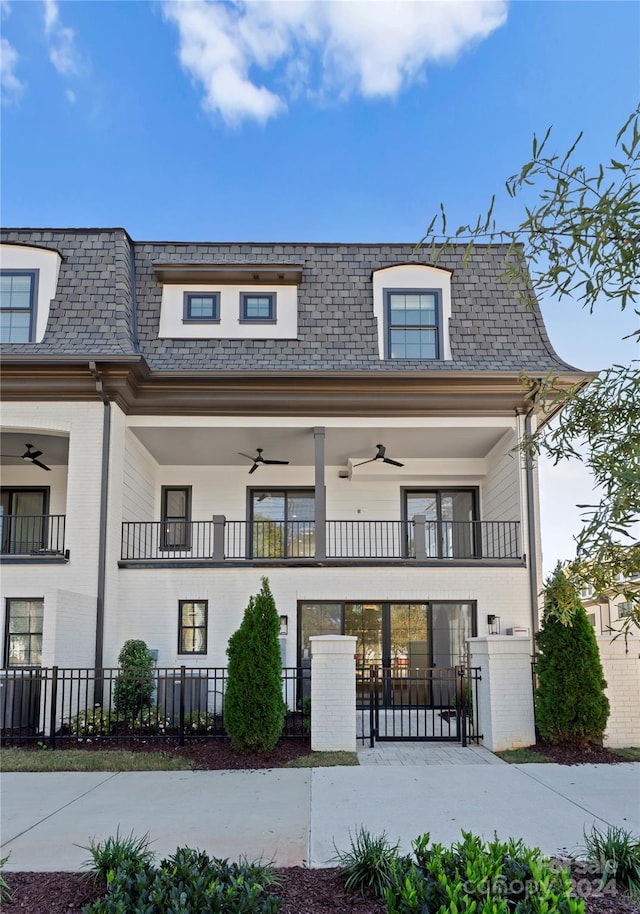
[
  {"left": 0, "top": 487, "right": 50, "bottom": 555},
  {"left": 4, "top": 597, "right": 44, "bottom": 667},
  {"left": 161, "top": 486, "right": 192, "bottom": 551},
  {"left": 182, "top": 292, "right": 220, "bottom": 323},
  {"left": 248, "top": 487, "right": 315, "bottom": 558},
  {"left": 0, "top": 269, "right": 39, "bottom": 343},
  {"left": 384, "top": 287, "right": 441, "bottom": 360},
  {"left": 239, "top": 292, "right": 277, "bottom": 323},
  {"left": 402, "top": 487, "right": 479, "bottom": 559},
  {"left": 178, "top": 599, "right": 208, "bottom": 655}
]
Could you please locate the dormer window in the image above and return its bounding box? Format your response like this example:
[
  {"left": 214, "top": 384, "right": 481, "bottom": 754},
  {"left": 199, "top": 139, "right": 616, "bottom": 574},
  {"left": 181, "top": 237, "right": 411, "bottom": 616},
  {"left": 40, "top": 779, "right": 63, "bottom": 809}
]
[
  {"left": 183, "top": 292, "right": 219, "bottom": 323},
  {"left": 372, "top": 263, "right": 452, "bottom": 361},
  {"left": 0, "top": 271, "right": 38, "bottom": 343},
  {"left": 386, "top": 289, "right": 440, "bottom": 359},
  {"left": 240, "top": 292, "right": 276, "bottom": 323}
]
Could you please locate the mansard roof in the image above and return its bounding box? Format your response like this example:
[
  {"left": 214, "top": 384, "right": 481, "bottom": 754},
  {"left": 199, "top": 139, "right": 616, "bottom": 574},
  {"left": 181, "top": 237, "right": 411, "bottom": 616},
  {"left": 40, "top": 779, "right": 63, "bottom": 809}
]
[{"left": 0, "top": 227, "right": 579, "bottom": 374}]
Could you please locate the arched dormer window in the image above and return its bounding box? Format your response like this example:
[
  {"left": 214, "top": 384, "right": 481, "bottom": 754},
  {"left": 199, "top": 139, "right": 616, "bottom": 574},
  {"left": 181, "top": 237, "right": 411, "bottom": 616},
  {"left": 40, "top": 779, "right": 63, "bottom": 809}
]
[
  {"left": 372, "top": 264, "right": 452, "bottom": 361},
  {"left": 0, "top": 244, "right": 62, "bottom": 343}
]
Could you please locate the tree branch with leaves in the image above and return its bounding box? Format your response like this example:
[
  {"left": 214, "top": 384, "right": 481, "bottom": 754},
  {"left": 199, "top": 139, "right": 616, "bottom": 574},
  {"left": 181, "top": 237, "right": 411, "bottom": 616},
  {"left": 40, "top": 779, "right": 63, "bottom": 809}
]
[{"left": 421, "top": 105, "right": 640, "bottom": 630}]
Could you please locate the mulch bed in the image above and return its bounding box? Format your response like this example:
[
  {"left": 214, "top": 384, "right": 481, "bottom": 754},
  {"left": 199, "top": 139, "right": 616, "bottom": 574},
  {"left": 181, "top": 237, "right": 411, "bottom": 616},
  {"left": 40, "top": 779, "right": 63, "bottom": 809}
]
[
  {"left": 3, "top": 866, "right": 637, "bottom": 914},
  {"left": 12, "top": 736, "right": 313, "bottom": 770},
  {"left": 527, "top": 742, "right": 633, "bottom": 766}
]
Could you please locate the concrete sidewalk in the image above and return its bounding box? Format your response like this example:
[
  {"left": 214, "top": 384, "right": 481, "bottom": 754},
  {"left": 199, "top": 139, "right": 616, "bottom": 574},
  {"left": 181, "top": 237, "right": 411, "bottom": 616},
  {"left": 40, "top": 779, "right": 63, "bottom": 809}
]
[{"left": 2, "top": 756, "right": 638, "bottom": 871}]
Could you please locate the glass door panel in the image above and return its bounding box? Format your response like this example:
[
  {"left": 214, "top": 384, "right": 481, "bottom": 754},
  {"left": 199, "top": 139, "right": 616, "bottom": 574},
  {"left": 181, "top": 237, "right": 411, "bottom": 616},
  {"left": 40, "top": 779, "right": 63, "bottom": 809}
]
[
  {"left": 441, "top": 492, "right": 474, "bottom": 558},
  {"left": 344, "top": 603, "right": 383, "bottom": 672},
  {"left": 389, "top": 603, "right": 428, "bottom": 668},
  {"left": 286, "top": 494, "right": 315, "bottom": 557},
  {"left": 1, "top": 489, "right": 46, "bottom": 554}
]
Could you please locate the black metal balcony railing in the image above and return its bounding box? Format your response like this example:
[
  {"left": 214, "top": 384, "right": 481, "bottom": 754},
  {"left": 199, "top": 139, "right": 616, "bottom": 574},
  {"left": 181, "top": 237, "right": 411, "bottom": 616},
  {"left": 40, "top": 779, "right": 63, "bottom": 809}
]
[
  {"left": 121, "top": 518, "right": 521, "bottom": 562},
  {"left": 0, "top": 515, "right": 66, "bottom": 556}
]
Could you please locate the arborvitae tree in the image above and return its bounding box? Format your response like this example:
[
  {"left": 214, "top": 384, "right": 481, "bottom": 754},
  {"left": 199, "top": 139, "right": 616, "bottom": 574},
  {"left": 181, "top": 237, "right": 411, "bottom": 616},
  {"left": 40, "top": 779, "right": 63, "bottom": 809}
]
[
  {"left": 535, "top": 565, "right": 609, "bottom": 745},
  {"left": 113, "top": 639, "right": 155, "bottom": 718},
  {"left": 224, "top": 577, "right": 286, "bottom": 751}
]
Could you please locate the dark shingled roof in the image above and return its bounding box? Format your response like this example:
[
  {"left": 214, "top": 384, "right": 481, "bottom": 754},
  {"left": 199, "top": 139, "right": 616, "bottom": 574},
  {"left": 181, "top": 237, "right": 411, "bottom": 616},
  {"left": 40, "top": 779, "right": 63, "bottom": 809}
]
[{"left": 0, "top": 228, "right": 578, "bottom": 373}]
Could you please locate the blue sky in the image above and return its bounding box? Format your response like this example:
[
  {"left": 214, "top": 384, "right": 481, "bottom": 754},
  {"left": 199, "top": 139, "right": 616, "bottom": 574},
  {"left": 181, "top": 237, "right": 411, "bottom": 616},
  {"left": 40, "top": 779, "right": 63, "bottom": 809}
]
[{"left": 1, "top": 0, "right": 639, "bottom": 570}]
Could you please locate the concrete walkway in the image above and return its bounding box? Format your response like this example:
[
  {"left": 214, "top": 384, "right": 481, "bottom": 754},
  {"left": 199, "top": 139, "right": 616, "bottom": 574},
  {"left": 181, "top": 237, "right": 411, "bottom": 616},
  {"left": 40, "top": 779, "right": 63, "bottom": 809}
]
[{"left": 2, "top": 747, "right": 638, "bottom": 871}]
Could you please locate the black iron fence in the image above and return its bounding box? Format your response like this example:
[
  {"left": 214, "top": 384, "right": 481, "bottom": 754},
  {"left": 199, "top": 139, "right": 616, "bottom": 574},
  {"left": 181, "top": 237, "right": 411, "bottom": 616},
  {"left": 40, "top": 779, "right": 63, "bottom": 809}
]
[
  {"left": 121, "top": 518, "right": 521, "bottom": 562},
  {"left": 0, "top": 666, "right": 308, "bottom": 746},
  {"left": 0, "top": 514, "right": 66, "bottom": 556},
  {"left": 357, "top": 664, "right": 482, "bottom": 747}
]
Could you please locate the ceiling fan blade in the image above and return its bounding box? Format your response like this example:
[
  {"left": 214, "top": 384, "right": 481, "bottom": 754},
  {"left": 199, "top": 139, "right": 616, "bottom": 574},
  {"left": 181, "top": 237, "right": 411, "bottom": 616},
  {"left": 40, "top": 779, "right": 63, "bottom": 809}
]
[
  {"left": 30, "top": 458, "right": 51, "bottom": 471},
  {"left": 383, "top": 457, "right": 404, "bottom": 467},
  {"left": 353, "top": 457, "right": 376, "bottom": 467},
  {"left": 0, "top": 453, "right": 22, "bottom": 458},
  {"left": 238, "top": 452, "right": 256, "bottom": 461},
  {"left": 26, "top": 449, "right": 43, "bottom": 459},
  {"left": 248, "top": 463, "right": 259, "bottom": 474},
  {"left": 262, "top": 459, "right": 290, "bottom": 465}
]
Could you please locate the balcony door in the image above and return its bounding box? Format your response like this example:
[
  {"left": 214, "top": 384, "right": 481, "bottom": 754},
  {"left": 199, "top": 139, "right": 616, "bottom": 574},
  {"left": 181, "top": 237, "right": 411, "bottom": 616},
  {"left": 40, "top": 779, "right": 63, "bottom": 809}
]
[
  {"left": 250, "top": 490, "right": 315, "bottom": 558},
  {"left": 0, "top": 488, "right": 48, "bottom": 554},
  {"left": 405, "top": 489, "right": 477, "bottom": 558}
]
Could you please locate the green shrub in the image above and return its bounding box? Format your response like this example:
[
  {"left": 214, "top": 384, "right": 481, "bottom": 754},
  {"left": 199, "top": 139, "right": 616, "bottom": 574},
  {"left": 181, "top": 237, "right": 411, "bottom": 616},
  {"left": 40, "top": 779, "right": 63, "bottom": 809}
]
[
  {"left": 332, "top": 827, "right": 400, "bottom": 897},
  {"left": 113, "top": 640, "right": 155, "bottom": 719},
  {"left": 535, "top": 565, "right": 609, "bottom": 745},
  {"left": 183, "top": 711, "right": 217, "bottom": 735},
  {"left": 0, "top": 854, "right": 11, "bottom": 903},
  {"left": 130, "top": 708, "right": 174, "bottom": 735},
  {"left": 335, "top": 830, "right": 584, "bottom": 913},
  {"left": 578, "top": 824, "right": 640, "bottom": 899},
  {"left": 70, "top": 708, "right": 114, "bottom": 738},
  {"left": 79, "top": 828, "right": 154, "bottom": 882},
  {"left": 81, "top": 846, "right": 281, "bottom": 913},
  {"left": 224, "top": 578, "right": 286, "bottom": 752}
]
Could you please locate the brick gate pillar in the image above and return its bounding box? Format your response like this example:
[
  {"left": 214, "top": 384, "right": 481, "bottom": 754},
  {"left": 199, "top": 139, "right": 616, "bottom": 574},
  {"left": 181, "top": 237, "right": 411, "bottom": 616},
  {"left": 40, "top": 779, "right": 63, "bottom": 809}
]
[
  {"left": 310, "top": 635, "right": 357, "bottom": 752},
  {"left": 467, "top": 636, "right": 535, "bottom": 751}
]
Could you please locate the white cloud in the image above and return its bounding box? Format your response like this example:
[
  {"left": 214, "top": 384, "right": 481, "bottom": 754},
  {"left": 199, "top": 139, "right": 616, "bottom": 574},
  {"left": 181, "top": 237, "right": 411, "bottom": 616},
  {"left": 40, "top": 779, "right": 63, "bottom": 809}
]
[
  {"left": 1, "top": 1, "right": 12, "bottom": 19},
  {"left": 43, "top": 0, "right": 80, "bottom": 76},
  {"left": 1, "top": 36, "right": 24, "bottom": 104},
  {"left": 163, "top": 0, "right": 508, "bottom": 126},
  {"left": 65, "top": 87, "right": 76, "bottom": 104}
]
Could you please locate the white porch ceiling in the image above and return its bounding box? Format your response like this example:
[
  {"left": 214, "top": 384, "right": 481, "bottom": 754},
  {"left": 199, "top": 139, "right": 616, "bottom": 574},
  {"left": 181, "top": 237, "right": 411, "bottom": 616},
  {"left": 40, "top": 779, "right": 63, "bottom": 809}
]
[
  {"left": 129, "top": 425, "right": 509, "bottom": 466},
  {"left": 0, "top": 432, "right": 69, "bottom": 467}
]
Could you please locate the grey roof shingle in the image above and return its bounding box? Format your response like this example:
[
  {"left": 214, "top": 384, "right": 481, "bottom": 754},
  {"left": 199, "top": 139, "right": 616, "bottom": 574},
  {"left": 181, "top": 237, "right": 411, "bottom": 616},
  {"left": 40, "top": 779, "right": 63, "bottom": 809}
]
[{"left": 0, "top": 229, "right": 578, "bottom": 373}]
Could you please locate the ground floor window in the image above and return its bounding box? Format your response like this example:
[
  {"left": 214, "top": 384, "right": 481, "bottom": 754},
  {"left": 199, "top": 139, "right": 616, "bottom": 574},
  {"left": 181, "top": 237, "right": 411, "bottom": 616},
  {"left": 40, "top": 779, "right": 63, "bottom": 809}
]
[
  {"left": 4, "top": 598, "right": 44, "bottom": 667},
  {"left": 178, "top": 600, "right": 207, "bottom": 654},
  {"left": 298, "top": 600, "right": 476, "bottom": 671}
]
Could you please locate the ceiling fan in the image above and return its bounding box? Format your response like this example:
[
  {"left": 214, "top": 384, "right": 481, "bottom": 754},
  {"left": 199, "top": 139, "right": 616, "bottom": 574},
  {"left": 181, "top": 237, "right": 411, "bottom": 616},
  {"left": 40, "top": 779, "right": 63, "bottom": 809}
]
[
  {"left": 354, "top": 443, "right": 404, "bottom": 468},
  {"left": 238, "top": 448, "right": 290, "bottom": 475},
  {"left": 0, "top": 442, "right": 52, "bottom": 471}
]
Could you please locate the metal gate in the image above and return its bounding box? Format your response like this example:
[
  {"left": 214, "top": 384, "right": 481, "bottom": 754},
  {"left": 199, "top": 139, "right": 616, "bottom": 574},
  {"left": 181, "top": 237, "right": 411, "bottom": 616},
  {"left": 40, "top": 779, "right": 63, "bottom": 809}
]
[{"left": 357, "top": 664, "right": 481, "bottom": 746}]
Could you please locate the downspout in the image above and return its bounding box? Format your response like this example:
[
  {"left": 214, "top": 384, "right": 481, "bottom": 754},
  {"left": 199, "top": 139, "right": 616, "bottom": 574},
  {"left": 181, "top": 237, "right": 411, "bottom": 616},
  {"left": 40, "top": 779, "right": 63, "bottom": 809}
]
[
  {"left": 90, "top": 361, "right": 111, "bottom": 671},
  {"left": 524, "top": 408, "right": 540, "bottom": 636}
]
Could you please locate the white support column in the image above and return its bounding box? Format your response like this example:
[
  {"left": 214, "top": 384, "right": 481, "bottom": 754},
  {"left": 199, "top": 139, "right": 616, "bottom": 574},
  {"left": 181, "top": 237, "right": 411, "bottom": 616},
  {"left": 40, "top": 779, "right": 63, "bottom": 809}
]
[
  {"left": 310, "top": 635, "right": 357, "bottom": 752},
  {"left": 468, "top": 636, "right": 535, "bottom": 751}
]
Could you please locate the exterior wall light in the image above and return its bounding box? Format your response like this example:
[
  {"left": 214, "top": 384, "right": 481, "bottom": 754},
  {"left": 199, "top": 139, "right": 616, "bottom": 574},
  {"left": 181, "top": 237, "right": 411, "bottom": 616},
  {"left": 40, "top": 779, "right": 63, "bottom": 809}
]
[
  {"left": 487, "top": 614, "right": 501, "bottom": 635},
  {"left": 279, "top": 615, "right": 288, "bottom": 636}
]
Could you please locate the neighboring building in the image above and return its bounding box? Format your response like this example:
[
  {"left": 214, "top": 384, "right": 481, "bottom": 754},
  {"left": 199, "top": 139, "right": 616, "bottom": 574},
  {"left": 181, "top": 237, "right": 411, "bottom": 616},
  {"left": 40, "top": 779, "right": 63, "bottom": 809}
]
[
  {"left": 581, "top": 571, "right": 640, "bottom": 635},
  {"left": 0, "top": 229, "right": 588, "bottom": 683}
]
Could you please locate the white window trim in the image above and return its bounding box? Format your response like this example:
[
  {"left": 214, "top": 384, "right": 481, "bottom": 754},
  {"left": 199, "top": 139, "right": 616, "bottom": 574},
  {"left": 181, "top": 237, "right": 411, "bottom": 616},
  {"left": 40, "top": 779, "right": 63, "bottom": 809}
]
[
  {"left": 372, "top": 264, "right": 452, "bottom": 361},
  {"left": 0, "top": 245, "right": 62, "bottom": 343}
]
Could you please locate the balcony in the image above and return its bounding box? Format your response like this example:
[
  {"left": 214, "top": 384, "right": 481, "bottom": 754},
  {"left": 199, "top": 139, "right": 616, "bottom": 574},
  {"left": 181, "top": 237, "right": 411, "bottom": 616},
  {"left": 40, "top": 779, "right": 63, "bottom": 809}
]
[
  {"left": 0, "top": 515, "right": 67, "bottom": 560},
  {"left": 120, "top": 517, "right": 522, "bottom": 565}
]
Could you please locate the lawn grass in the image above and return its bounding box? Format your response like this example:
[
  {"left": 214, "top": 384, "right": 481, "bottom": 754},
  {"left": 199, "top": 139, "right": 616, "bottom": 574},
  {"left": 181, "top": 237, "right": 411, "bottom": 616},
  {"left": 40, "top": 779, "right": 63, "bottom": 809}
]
[
  {"left": 0, "top": 748, "right": 193, "bottom": 772},
  {"left": 494, "top": 747, "right": 554, "bottom": 764},
  {"left": 285, "top": 750, "right": 359, "bottom": 767},
  {"left": 611, "top": 746, "right": 640, "bottom": 761}
]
